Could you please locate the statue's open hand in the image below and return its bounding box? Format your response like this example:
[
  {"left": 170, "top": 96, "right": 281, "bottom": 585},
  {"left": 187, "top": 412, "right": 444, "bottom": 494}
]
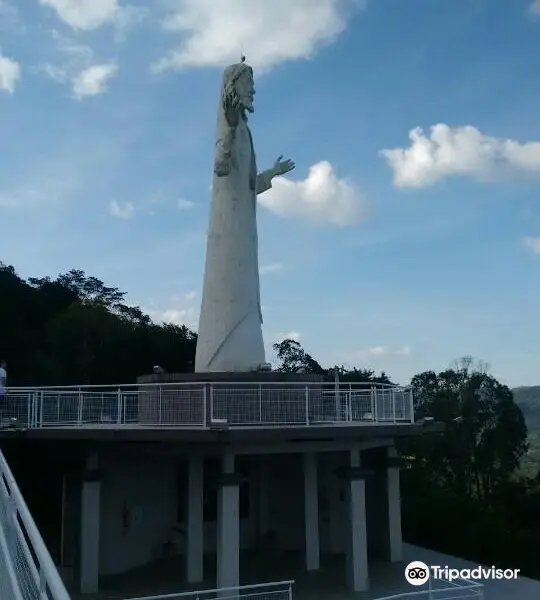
[{"left": 272, "top": 155, "right": 295, "bottom": 178}]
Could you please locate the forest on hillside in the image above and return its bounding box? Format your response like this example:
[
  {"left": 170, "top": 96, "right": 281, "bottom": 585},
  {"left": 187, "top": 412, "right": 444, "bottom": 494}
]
[
  {"left": 2, "top": 262, "right": 540, "bottom": 578},
  {"left": 0, "top": 263, "right": 197, "bottom": 385},
  {"left": 512, "top": 386, "right": 540, "bottom": 474}
]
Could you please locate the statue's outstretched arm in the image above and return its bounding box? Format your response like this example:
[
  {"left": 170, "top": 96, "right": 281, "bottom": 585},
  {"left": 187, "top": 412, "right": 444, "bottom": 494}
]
[
  {"left": 256, "top": 170, "right": 273, "bottom": 195},
  {"left": 256, "top": 156, "right": 295, "bottom": 196}
]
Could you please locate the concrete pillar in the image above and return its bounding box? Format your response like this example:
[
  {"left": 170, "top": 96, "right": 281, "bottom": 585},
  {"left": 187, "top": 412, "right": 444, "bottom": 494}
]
[
  {"left": 257, "top": 455, "right": 269, "bottom": 539},
  {"left": 387, "top": 446, "right": 403, "bottom": 562},
  {"left": 187, "top": 455, "right": 204, "bottom": 583},
  {"left": 303, "top": 452, "right": 320, "bottom": 571},
  {"left": 328, "top": 459, "right": 342, "bottom": 554},
  {"left": 217, "top": 452, "right": 240, "bottom": 592},
  {"left": 346, "top": 449, "right": 369, "bottom": 592},
  {"left": 80, "top": 451, "right": 101, "bottom": 594}
]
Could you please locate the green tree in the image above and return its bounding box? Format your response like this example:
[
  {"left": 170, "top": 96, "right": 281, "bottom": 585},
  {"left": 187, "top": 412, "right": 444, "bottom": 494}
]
[
  {"left": 272, "top": 339, "right": 325, "bottom": 374},
  {"left": 400, "top": 358, "right": 532, "bottom": 573},
  {"left": 406, "top": 360, "right": 527, "bottom": 501},
  {"left": 0, "top": 264, "right": 197, "bottom": 385}
]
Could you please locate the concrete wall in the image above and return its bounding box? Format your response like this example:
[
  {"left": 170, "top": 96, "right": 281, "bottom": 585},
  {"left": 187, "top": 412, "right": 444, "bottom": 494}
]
[
  {"left": 91, "top": 446, "right": 393, "bottom": 576},
  {"left": 97, "top": 449, "right": 253, "bottom": 576},
  {"left": 99, "top": 450, "right": 177, "bottom": 575},
  {"left": 259, "top": 451, "right": 353, "bottom": 554}
]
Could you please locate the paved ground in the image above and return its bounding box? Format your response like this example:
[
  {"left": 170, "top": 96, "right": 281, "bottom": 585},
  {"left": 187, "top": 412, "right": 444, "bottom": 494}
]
[
  {"left": 65, "top": 543, "right": 540, "bottom": 600},
  {"left": 64, "top": 543, "right": 515, "bottom": 600},
  {"left": 405, "top": 544, "right": 540, "bottom": 600}
]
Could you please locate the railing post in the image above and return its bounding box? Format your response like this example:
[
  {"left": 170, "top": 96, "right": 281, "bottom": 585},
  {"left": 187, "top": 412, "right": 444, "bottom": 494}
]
[
  {"left": 39, "top": 566, "right": 47, "bottom": 595},
  {"left": 158, "top": 385, "right": 163, "bottom": 425},
  {"left": 210, "top": 383, "right": 214, "bottom": 422},
  {"left": 39, "top": 391, "right": 44, "bottom": 427},
  {"left": 77, "top": 390, "right": 83, "bottom": 425},
  {"left": 288, "top": 582, "right": 293, "bottom": 600},
  {"left": 116, "top": 388, "right": 122, "bottom": 425},
  {"left": 409, "top": 389, "right": 415, "bottom": 423},
  {"left": 202, "top": 384, "right": 207, "bottom": 427},
  {"left": 258, "top": 383, "right": 263, "bottom": 424},
  {"left": 6, "top": 496, "right": 17, "bottom": 544},
  {"left": 392, "top": 389, "right": 396, "bottom": 423},
  {"left": 372, "top": 386, "right": 378, "bottom": 422},
  {"left": 305, "top": 386, "right": 310, "bottom": 426},
  {"left": 26, "top": 392, "right": 31, "bottom": 428}
]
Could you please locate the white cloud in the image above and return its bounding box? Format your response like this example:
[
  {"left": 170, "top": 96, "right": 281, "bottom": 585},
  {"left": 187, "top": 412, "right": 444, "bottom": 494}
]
[
  {"left": 145, "top": 292, "right": 199, "bottom": 329},
  {"left": 39, "top": 0, "right": 119, "bottom": 30},
  {"left": 0, "top": 52, "right": 20, "bottom": 93},
  {"left": 353, "top": 345, "right": 411, "bottom": 359},
  {"left": 381, "top": 124, "right": 540, "bottom": 189},
  {"left": 529, "top": 0, "right": 540, "bottom": 15},
  {"left": 523, "top": 236, "right": 540, "bottom": 255},
  {"left": 72, "top": 63, "right": 118, "bottom": 99},
  {"left": 113, "top": 5, "right": 148, "bottom": 41},
  {"left": 178, "top": 198, "right": 195, "bottom": 209},
  {"left": 45, "top": 30, "right": 94, "bottom": 81},
  {"left": 0, "top": 176, "right": 79, "bottom": 210},
  {"left": 153, "top": 0, "right": 364, "bottom": 72},
  {"left": 260, "top": 262, "right": 283, "bottom": 275},
  {"left": 109, "top": 200, "right": 134, "bottom": 219},
  {"left": 276, "top": 331, "right": 301, "bottom": 343},
  {"left": 258, "top": 161, "right": 365, "bottom": 226},
  {"left": 40, "top": 32, "right": 117, "bottom": 100}
]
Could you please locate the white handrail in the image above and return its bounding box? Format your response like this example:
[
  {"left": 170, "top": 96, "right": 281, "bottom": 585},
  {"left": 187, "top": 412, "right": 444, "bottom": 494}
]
[
  {"left": 1, "top": 385, "right": 416, "bottom": 429},
  {"left": 123, "top": 580, "right": 294, "bottom": 600},
  {"left": 8, "top": 380, "right": 410, "bottom": 392},
  {"left": 0, "top": 449, "right": 72, "bottom": 600},
  {"left": 372, "top": 577, "right": 483, "bottom": 600}
]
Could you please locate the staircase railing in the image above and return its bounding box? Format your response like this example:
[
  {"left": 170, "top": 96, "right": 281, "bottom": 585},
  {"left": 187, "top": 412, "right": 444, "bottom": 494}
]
[
  {"left": 0, "top": 448, "right": 71, "bottom": 600},
  {"left": 122, "top": 581, "right": 294, "bottom": 600}
]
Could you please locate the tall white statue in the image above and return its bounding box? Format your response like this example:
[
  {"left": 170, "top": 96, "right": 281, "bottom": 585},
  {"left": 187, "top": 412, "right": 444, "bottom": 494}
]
[{"left": 195, "top": 60, "right": 295, "bottom": 373}]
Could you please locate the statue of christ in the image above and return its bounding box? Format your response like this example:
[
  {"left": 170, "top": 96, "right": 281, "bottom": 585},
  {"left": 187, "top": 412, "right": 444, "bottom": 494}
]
[{"left": 195, "top": 60, "right": 295, "bottom": 373}]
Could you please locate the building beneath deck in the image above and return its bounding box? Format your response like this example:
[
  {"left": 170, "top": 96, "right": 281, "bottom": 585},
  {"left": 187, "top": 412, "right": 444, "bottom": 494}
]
[{"left": 0, "top": 379, "right": 428, "bottom": 597}]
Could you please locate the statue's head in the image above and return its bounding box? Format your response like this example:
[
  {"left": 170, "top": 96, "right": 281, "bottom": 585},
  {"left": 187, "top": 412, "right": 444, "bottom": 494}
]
[{"left": 221, "top": 61, "right": 255, "bottom": 119}]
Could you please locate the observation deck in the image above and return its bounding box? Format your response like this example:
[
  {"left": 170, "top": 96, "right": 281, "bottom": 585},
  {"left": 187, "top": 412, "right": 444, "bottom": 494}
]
[{"left": 0, "top": 381, "right": 418, "bottom": 442}]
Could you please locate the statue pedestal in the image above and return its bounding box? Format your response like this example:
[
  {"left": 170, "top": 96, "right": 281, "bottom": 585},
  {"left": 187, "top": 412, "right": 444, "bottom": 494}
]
[{"left": 135, "top": 372, "right": 325, "bottom": 427}]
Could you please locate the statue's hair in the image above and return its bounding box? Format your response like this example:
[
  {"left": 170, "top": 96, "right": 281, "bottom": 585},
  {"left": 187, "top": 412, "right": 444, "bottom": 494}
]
[
  {"left": 221, "top": 62, "right": 253, "bottom": 127},
  {"left": 214, "top": 62, "right": 254, "bottom": 178}
]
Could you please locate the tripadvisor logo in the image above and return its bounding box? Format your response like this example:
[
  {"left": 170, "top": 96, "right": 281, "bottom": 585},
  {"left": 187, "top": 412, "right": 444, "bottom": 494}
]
[
  {"left": 405, "top": 561, "right": 430, "bottom": 585},
  {"left": 405, "top": 561, "right": 520, "bottom": 585}
]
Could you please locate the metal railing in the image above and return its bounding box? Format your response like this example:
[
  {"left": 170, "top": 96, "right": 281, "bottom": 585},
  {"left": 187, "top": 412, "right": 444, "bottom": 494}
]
[
  {"left": 373, "top": 576, "right": 484, "bottom": 600},
  {"left": 0, "top": 382, "right": 415, "bottom": 429},
  {"left": 122, "top": 581, "right": 294, "bottom": 600},
  {"left": 0, "top": 448, "right": 71, "bottom": 600}
]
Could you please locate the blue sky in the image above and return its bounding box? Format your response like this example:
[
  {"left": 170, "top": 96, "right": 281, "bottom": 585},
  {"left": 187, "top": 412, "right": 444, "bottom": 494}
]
[{"left": 2, "top": 0, "right": 540, "bottom": 387}]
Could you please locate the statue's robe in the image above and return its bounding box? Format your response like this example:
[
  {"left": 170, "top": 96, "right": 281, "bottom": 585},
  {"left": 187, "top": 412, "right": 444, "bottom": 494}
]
[{"left": 195, "top": 104, "right": 272, "bottom": 373}]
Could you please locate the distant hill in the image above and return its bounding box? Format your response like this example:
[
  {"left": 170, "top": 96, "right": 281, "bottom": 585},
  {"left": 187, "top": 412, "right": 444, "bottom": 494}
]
[{"left": 513, "top": 386, "right": 540, "bottom": 474}]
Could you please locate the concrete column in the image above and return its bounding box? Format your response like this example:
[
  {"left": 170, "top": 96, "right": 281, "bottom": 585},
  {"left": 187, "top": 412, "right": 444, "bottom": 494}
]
[
  {"left": 387, "top": 446, "right": 403, "bottom": 562},
  {"left": 303, "top": 452, "right": 320, "bottom": 571},
  {"left": 346, "top": 449, "right": 369, "bottom": 592},
  {"left": 258, "top": 455, "right": 270, "bottom": 539},
  {"left": 328, "top": 459, "right": 341, "bottom": 554},
  {"left": 217, "top": 452, "right": 240, "bottom": 592},
  {"left": 80, "top": 450, "right": 101, "bottom": 594},
  {"left": 187, "top": 455, "right": 204, "bottom": 583}
]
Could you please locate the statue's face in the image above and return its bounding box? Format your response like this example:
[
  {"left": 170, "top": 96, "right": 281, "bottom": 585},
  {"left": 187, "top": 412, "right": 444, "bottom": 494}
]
[{"left": 235, "top": 69, "right": 255, "bottom": 113}]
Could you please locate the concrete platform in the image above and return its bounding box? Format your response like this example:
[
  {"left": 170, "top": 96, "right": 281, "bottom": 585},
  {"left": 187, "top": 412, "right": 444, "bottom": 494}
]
[
  {"left": 0, "top": 422, "right": 422, "bottom": 442},
  {"left": 65, "top": 542, "right": 540, "bottom": 600},
  {"left": 65, "top": 544, "right": 540, "bottom": 600}
]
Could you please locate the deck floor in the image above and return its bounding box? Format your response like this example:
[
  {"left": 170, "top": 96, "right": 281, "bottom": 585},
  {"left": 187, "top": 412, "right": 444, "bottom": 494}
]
[{"left": 65, "top": 544, "right": 540, "bottom": 600}]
